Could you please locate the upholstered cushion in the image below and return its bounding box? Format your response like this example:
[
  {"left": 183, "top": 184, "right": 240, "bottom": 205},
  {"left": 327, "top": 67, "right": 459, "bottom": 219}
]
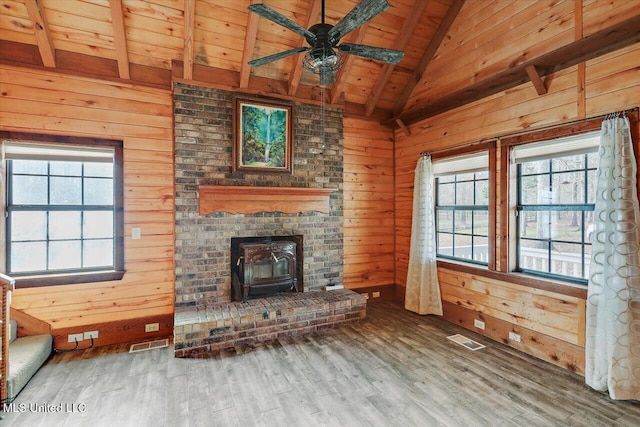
[
  {"left": 9, "top": 319, "right": 17, "bottom": 343},
  {"left": 7, "top": 334, "right": 53, "bottom": 401}
]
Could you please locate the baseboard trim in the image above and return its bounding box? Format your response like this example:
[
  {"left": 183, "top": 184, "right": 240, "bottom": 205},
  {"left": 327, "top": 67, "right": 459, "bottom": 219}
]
[
  {"left": 53, "top": 313, "right": 174, "bottom": 350},
  {"left": 394, "top": 284, "right": 406, "bottom": 303},
  {"left": 442, "top": 300, "right": 585, "bottom": 375},
  {"left": 379, "top": 285, "right": 584, "bottom": 375}
]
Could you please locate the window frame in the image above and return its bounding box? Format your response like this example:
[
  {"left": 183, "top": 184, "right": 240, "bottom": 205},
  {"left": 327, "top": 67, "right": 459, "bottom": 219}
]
[
  {"left": 431, "top": 141, "right": 497, "bottom": 269},
  {"left": 514, "top": 150, "right": 598, "bottom": 285},
  {"left": 435, "top": 171, "right": 490, "bottom": 266},
  {"left": 499, "top": 118, "right": 618, "bottom": 295},
  {"left": 438, "top": 111, "right": 638, "bottom": 300},
  {"left": 1, "top": 132, "right": 125, "bottom": 288}
]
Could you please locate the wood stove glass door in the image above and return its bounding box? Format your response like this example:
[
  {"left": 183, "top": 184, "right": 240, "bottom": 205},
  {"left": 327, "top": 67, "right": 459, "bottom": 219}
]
[
  {"left": 272, "top": 256, "right": 289, "bottom": 278},
  {"left": 252, "top": 257, "right": 273, "bottom": 280}
]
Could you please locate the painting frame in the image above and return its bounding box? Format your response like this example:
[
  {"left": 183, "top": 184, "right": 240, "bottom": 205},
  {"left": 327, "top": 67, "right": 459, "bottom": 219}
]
[{"left": 232, "top": 95, "right": 294, "bottom": 174}]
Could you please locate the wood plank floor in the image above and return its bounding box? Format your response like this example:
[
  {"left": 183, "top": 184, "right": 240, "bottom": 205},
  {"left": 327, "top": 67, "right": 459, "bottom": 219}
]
[{"left": 3, "top": 301, "right": 639, "bottom": 426}]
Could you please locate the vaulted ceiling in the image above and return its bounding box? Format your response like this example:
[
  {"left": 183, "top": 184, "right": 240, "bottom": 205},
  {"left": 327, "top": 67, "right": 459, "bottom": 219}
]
[
  {"left": 0, "top": 0, "right": 462, "bottom": 121},
  {"left": 3, "top": 1, "right": 639, "bottom": 128}
]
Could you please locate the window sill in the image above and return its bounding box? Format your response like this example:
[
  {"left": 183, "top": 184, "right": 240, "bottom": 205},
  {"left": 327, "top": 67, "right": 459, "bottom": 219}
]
[
  {"left": 14, "top": 270, "right": 126, "bottom": 289},
  {"left": 436, "top": 259, "right": 587, "bottom": 299}
]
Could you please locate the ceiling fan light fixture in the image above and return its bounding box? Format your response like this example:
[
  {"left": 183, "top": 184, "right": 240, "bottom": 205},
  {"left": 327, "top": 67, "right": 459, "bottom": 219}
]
[{"left": 302, "top": 46, "right": 343, "bottom": 75}]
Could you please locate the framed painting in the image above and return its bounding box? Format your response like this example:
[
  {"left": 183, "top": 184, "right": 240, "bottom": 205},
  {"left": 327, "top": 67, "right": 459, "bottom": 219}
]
[{"left": 232, "top": 95, "right": 293, "bottom": 174}]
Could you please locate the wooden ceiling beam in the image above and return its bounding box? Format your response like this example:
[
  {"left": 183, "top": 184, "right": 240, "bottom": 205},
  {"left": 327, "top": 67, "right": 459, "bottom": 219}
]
[
  {"left": 0, "top": 40, "right": 170, "bottom": 88},
  {"left": 0, "top": 40, "right": 42, "bottom": 65},
  {"left": 183, "top": 0, "right": 196, "bottom": 80},
  {"left": 172, "top": 59, "right": 393, "bottom": 122},
  {"left": 174, "top": 59, "right": 324, "bottom": 106},
  {"left": 108, "top": 0, "right": 130, "bottom": 80},
  {"left": 0, "top": 35, "right": 394, "bottom": 123},
  {"left": 525, "top": 65, "right": 547, "bottom": 95},
  {"left": 24, "top": 0, "right": 56, "bottom": 68},
  {"left": 3, "top": 37, "right": 355, "bottom": 113},
  {"left": 330, "top": 23, "right": 369, "bottom": 105},
  {"left": 240, "top": 0, "right": 262, "bottom": 89},
  {"left": 395, "top": 118, "right": 411, "bottom": 136},
  {"left": 343, "top": 101, "right": 392, "bottom": 122},
  {"left": 363, "top": 0, "right": 429, "bottom": 117},
  {"left": 287, "top": 0, "right": 322, "bottom": 96},
  {"left": 392, "top": 0, "right": 465, "bottom": 115},
  {"left": 384, "top": 14, "right": 640, "bottom": 128}
]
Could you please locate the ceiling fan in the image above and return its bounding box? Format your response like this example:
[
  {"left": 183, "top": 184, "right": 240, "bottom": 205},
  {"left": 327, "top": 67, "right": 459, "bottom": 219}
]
[{"left": 247, "top": 0, "right": 405, "bottom": 85}]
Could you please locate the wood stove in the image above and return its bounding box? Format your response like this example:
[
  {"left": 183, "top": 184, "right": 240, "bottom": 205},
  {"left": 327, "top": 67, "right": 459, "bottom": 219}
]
[{"left": 231, "top": 237, "right": 300, "bottom": 302}]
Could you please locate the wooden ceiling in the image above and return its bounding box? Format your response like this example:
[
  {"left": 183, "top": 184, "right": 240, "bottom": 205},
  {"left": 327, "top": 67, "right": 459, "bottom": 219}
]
[{"left": 0, "top": 0, "right": 462, "bottom": 120}]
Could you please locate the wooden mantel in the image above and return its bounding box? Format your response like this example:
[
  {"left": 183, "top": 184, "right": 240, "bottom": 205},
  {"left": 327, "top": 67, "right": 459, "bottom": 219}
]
[{"left": 199, "top": 186, "right": 336, "bottom": 215}]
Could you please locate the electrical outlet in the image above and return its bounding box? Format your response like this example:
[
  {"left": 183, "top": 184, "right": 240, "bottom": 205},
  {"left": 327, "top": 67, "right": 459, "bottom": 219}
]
[
  {"left": 145, "top": 323, "right": 160, "bottom": 333},
  {"left": 132, "top": 227, "right": 142, "bottom": 240},
  {"left": 474, "top": 319, "right": 485, "bottom": 330},
  {"left": 508, "top": 332, "right": 521, "bottom": 343},
  {"left": 68, "top": 333, "right": 84, "bottom": 343},
  {"left": 372, "top": 291, "right": 381, "bottom": 298},
  {"left": 84, "top": 330, "right": 99, "bottom": 340}
]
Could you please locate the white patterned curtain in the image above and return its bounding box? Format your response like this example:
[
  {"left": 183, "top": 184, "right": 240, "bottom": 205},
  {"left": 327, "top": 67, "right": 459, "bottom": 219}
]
[
  {"left": 405, "top": 155, "right": 443, "bottom": 315},
  {"left": 585, "top": 116, "right": 640, "bottom": 400}
]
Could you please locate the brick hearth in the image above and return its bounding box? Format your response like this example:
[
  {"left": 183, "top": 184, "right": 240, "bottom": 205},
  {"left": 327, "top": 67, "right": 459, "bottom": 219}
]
[{"left": 174, "top": 289, "right": 366, "bottom": 357}]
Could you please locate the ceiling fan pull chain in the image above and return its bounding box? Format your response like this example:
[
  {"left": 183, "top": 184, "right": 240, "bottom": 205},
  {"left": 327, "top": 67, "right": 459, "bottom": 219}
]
[{"left": 321, "top": 83, "right": 326, "bottom": 154}]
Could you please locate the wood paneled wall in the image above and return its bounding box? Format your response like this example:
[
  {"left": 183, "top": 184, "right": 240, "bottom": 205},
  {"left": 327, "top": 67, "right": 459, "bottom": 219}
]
[
  {"left": 439, "top": 266, "right": 587, "bottom": 373},
  {"left": 0, "top": 63, "right": 397, "bottom": 343},
  {"left": 394, "top": 0, "right": 640, "bottom": 373},
  {"left": 1, "top": 1, "right": 637, "bottom": 359},
  {"left": 0, "top": 64, "right": 175, "bottom": 347},
  {"left": 343, "top": 118, "right": 395, "bottom": 289}
]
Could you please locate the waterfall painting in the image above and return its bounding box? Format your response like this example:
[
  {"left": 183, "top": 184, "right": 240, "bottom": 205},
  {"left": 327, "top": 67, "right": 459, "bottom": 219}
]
[{"left": 233, "top": 95, "right": 293, "bottom": 174}]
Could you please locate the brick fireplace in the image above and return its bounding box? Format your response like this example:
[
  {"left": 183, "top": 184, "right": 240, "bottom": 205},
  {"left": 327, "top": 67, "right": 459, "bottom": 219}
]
[
  {"left": 173, "top": 83, "right": 364, "bottom": 356},
  {"left": 174, "top": 82, "right": 344, "bottom": 307}
]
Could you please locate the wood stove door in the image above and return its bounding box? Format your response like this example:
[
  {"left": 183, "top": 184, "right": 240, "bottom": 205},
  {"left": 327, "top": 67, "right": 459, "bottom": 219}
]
[{"left": 243, "top": 247, "right": 293, "bottom": 285}]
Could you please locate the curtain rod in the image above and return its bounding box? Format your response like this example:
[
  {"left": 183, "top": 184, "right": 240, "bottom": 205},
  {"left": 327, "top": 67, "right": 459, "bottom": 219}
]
[
  {"left": 497, "top": 106, "right": 638, "bottom": 140},
  {"left": 421, "top": 137, "right": 495, "bottom": 157},
  {"left": 419, "top": 106, "right": 638, "bottom": 158}
]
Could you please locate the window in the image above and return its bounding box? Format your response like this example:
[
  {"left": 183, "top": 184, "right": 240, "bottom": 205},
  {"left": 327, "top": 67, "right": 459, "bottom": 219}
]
[
  {"left": 513, "top": 132, "right": 600, "bottom": 284},
  {"left": 435, "top": 153, "right": 489, "bottom": 265},
  {"left": 421, "top": 113, "right": 636, "bottom": 294},
  {"left": 2, "top": 135, "right": 124, "bottom": 287}
]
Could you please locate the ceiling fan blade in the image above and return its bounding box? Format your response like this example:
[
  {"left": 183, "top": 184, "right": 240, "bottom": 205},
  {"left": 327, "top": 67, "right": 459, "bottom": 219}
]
[
  {"left": 329, "top": 0, "right": 390, "bottom": 40},
  {"left": 338, "top": 43, "right": 404, "bottom": 64},
  {"left": 319, "top": 70, "right": 336, "bottom": 86},
  {"left": 248, "top": 4, "right": 316, "bottom": 42},
  {"left": 248, "top": 47, "right": 309, "bottom": 67}
]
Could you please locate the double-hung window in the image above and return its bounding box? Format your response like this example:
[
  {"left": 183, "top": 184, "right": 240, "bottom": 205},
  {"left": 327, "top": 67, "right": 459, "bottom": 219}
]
[
  {"left": 434, "top": 152, "right": 489, "bottom": 265},
  {"left": 3, "top": 136, "right": 124, "bottom": 287},
  {"left": 512, "top": 132, "right": 600, "bottom": 284}
]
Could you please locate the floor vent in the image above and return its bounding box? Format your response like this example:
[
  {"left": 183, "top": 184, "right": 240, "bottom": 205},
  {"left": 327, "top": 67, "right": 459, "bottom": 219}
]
[
  {"left": 129, "top": 339, "right": 169, "bottom": 353},
  {"left": 447, "top": 334, "right": 486, "bottom": 351}
]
